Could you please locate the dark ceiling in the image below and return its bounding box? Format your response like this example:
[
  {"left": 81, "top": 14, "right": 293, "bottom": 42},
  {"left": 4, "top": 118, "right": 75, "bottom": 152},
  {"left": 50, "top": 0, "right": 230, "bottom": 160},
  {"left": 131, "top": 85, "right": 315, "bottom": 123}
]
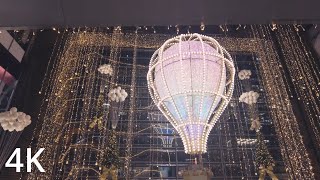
[{"left": 0, "top": 0, "right": 320, "bottom": 28}]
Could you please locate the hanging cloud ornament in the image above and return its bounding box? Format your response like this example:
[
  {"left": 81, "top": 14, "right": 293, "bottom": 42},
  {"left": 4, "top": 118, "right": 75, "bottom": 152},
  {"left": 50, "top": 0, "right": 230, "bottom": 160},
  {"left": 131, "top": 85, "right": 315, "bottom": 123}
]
[
  {"left": 108, "top": 87, "right": 128, "bottom": 102},
  {"left": 238, "top": 70, "right": 252, "bottom": 80},
  {"left": 98, "top": 64, "right": 113, "bottom": 76},
  {"left": 0, "top": 107, "right": 31, "bottom": 132},
  {"left": 239, "top": 91, "right": 260, "bottom": 105}
]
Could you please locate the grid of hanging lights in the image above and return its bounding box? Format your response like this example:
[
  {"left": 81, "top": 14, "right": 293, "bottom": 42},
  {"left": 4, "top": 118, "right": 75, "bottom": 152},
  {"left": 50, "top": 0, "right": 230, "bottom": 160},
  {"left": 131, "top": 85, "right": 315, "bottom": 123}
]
[{"left": 26, "top": 25, "right": 318, "bottom": 179}]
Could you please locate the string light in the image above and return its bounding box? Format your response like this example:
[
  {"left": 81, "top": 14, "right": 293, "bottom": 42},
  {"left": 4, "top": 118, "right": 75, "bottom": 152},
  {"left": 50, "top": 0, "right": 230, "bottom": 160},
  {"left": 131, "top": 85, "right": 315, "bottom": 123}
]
[
  {"left": 236, "top": 24, "right": 241, "bottom": 30},
  {"left": 200, "top": 22, "right": 205, "bottom": 31},
  {"left": 251, "top": 25, "right": 315, "bottom": 179},
  {"left": 175, "top": 25, "right": 179, "bottom": 34},
  {"left": 275, "top": 25, "right": 320, "bottom": 153},
  {"left": 225, "top": 24, "right": 229, "bottom": 32},
  {"left": 219, "top": 25, "right": 225, "bottom": 32},
  {"left": 124, "top": 32, "right": 138, "bottom": 179},
  {"left": 271, "top": 23, "right": 277, "bottom": 31}
]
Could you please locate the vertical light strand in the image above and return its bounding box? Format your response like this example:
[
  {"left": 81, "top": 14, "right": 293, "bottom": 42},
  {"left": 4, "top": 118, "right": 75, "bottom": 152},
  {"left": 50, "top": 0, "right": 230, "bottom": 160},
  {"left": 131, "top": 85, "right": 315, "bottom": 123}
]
[
  {"left": 251, "top": 25, "right": 315, "bottom": 179},
  {"left": 124, "top": 32, "right": 138, "bottom": 180}
]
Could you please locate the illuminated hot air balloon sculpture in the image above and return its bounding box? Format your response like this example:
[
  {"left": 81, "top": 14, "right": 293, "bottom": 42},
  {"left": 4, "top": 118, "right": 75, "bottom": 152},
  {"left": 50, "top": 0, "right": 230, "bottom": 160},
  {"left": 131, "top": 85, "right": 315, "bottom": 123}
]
[{"left": 147, "top": 33, "right": 235, "bottom": 155}]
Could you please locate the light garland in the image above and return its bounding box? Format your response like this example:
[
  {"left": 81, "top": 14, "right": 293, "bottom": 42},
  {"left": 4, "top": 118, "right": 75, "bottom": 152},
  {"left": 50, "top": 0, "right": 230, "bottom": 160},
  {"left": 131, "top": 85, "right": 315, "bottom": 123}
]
[
  {"left": 275, "top": 25, "right": 320, "bottom": 146},
  {"left": 124, "top": 32, "right": 138, "bottom": 180},
  {"left": 251, "top": 25, "right": 315, "bottom": 179},
  {"left": 27, "top": 28, "right": 123, "bottom": 179}
]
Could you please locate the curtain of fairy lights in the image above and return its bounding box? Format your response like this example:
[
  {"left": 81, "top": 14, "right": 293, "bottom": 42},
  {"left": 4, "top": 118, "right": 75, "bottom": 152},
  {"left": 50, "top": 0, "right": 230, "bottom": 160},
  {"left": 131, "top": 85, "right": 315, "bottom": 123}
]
[
  {"left": 27, "top": 26, "right": 316, "bottom": 179},
  {"left": 27, "top": 28, "right": 127, "bottom": 179},
  {"left": 251, "top": 25, "right": 315, "bottom": 179},
  {"left": 275, "top": 25, "right": 320, "bottom": 149}
]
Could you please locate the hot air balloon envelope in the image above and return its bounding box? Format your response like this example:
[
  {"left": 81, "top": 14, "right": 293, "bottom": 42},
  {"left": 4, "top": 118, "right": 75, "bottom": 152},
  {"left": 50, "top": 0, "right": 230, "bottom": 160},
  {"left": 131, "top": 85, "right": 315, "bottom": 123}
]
[{"left": 147, "top": 34, "right": 235, "bottom": 154}]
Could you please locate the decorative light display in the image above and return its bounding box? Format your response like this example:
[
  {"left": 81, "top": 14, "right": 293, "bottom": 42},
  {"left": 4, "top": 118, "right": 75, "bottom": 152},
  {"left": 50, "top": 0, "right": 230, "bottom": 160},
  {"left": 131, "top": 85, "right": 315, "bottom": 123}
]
[
  {"left": 154, "top": 124, "right": 175, "bottom": 148},
  {"left": 28, "top": 26, "right": 317, "bottom": 179},
  {"left": 107, "top": 86, "right": 127, "bottom": 129},
  {"left": 108, "top": 86, "right": 128, "bottom": 102},
  {"left": 236, "top": 138, "right": 258, "bottom": 146},
  {"left": 237, "top": 64, "right": 278, "bottom": 178},
  {"left": 147, "top": 33, "right": 235, "bottom": 154},
  {"left": 250, "top": 118, "right": 261, "bottom": 132},
  {"left": 123, "top": 32, "right": 138, "bottom": 179},
  {"left": 179, "top": 165, "right": 213, "bottom": 179},
  {"left": 100, "top": 130, "right": 120, "bottom": 180},
  {"left": 251, "top": 25, "right": 315, "bottom": 179},
  {"left": 238, "top": 69, "right": 252, "bottom": 80},
  {"left": 109, "top": 101, "right": 124, "bottom": 129},
  {"left": 149, "top": 111, "right": 175, "bottom": 148},
  {"left": 27, "top": 28, "right": 126, "bottom": 180},
  {"left": 239, "top": 91, "right": 259, "bottom": 105},
  {"left": 0, "top": 107, "right": 31, "bottom": 132},
  {"left": 98, "top": 64, "right": 113, "bottom": 76},
  {"left": 275, "top": 25, "right": 320, "bottom": 149},
  {"left": 255, "top": 132, "right": 278, "bottom": 180}
]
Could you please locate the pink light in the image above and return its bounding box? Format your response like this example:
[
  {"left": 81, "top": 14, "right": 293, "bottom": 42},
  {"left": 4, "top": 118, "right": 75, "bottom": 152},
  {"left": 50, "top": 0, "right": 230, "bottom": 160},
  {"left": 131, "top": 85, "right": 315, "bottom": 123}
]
[{"left": 0, "top": 66, "right": 16, "bottom": 85}]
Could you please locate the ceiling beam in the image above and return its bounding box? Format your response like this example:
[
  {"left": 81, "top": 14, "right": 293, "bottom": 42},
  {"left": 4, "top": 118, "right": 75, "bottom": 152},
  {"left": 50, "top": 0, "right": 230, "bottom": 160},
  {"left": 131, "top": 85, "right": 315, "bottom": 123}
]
[{"left": 0, "top": 0, "right": 320, "bottom": 29}]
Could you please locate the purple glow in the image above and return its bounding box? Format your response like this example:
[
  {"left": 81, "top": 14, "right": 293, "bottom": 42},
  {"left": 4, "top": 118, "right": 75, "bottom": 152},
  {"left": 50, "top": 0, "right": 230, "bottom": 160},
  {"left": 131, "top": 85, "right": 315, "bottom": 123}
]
[{"left": 153, "top": 41, "right": 226, "bottom": 152}]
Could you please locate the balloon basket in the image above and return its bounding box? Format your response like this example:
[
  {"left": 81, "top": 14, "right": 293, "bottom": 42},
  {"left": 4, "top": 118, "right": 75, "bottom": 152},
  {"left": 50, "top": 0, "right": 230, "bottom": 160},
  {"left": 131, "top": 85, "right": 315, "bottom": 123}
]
[{"left": 180, "top": 164, "right": 213, "bottom": 180}]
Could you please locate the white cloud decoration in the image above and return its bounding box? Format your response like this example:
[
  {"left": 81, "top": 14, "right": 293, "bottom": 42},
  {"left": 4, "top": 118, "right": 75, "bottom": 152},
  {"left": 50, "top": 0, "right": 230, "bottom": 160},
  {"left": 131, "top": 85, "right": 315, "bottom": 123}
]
[
  {"left": 238, "top": 69, "right": 252, "bottom": 80},
  {"left": 98, "top": 64, "right": 113, "bottom": 76},
  {"left": 0, "top": 107, "right": 31, "bottom": 132},
  {"left": 108, "top": 87, "right": 128, "bottom": 102},
  {"left": 239, "top": 91, "right": 259, "bottom": 105}
]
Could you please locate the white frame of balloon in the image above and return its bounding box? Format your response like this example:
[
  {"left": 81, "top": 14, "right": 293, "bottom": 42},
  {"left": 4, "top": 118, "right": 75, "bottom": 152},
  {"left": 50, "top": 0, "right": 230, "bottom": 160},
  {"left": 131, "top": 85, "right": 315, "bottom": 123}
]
[{"left": 147, "top": 33, "right": 235, "bottom": 154}]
